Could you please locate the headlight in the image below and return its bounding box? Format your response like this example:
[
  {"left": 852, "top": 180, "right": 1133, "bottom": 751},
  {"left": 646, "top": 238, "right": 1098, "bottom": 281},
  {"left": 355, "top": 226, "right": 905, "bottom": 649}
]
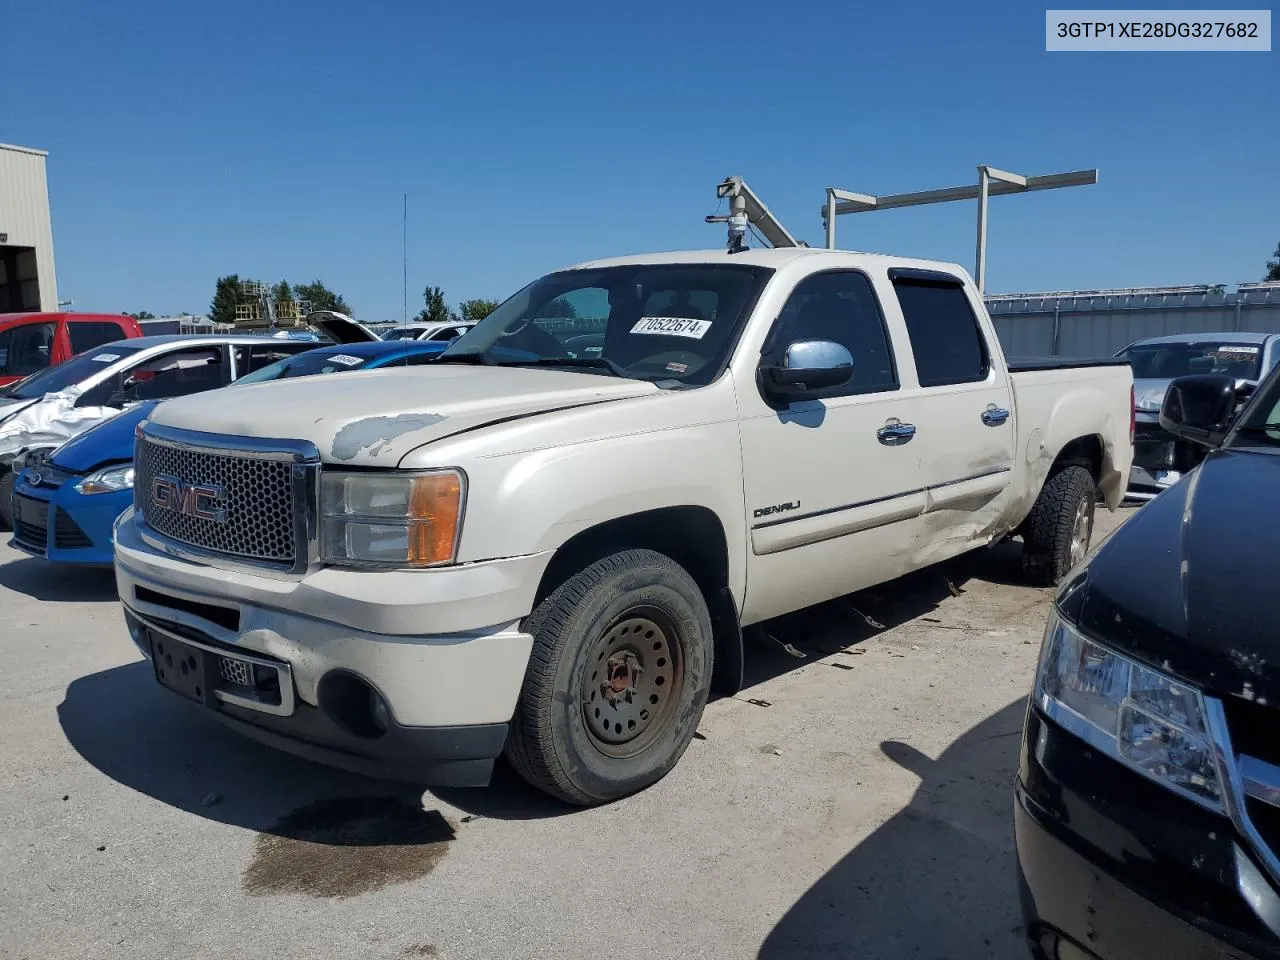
[
  {"left": 75, "top": 464, "right": 136, "bottom": 495},
  {"left": 320, "top": 470, "right": 465, "bottom": 567},
  {"left": 1035, "top": 607, "right": 1223, "bottom": 812}
]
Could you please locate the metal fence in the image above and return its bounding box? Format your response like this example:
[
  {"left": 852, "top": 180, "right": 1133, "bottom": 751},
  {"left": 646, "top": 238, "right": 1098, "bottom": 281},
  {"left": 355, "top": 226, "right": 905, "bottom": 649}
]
[{"left": 986, "top": 282, "right": 1280, "bottom": 359}]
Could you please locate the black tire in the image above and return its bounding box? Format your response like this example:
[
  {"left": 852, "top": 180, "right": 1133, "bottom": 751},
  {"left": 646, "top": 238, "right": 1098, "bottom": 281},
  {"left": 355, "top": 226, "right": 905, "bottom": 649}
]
[
  {"left": 0, "top": 470, "right": 13, "bottom": 530},
  {"left": 1021, "top": 465, "right": 1097, "bottom": 587},
  {"left": 505, "top": 549, "right": 714, "bottom": 806}
]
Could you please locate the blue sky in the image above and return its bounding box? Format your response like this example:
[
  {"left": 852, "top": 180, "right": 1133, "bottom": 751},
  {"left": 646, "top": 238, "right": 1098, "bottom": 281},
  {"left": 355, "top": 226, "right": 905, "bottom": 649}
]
[{"left": 4, "top": 0, "right": 1277, "bottom": 319}]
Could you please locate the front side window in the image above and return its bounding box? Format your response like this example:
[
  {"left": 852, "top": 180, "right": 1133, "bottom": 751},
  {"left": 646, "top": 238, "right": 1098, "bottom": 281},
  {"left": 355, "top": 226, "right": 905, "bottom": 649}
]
[
  {"left": 441, "top": 264, "right": 772, "bottom": 386},
  {"left": 1122, "top": 341, "right": 1265, "bottom": 382},
  {"left": 2, "top": 321, "right": 57, "bottom": 377},
  {"left": 763, "top": 271, "right": 898, "bottom": 396},
  {"left": 892, "top": 277, "right": 989, "bottom": 388},
  {"left": 124, "top": 347, "right": 228, "bottom": 402}
]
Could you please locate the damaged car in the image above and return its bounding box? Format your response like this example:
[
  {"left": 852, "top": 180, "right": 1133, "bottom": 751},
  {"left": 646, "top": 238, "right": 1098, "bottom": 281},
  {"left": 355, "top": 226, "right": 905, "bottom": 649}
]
[{"left": 1117, "top": 332, "right": 1280, "bottom": 500}]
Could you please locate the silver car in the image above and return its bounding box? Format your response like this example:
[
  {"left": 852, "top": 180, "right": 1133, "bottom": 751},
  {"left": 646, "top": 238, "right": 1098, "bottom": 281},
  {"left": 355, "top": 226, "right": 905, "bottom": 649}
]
[{"left": 1117, "top": 331, "right": 1280, "bottom": 499}]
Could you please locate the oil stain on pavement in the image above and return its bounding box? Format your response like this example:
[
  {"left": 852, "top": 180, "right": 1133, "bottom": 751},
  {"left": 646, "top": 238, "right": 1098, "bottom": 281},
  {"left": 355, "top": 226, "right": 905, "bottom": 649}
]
[{"left": 243, "top": 795, "right": 455, "bottom": 899}]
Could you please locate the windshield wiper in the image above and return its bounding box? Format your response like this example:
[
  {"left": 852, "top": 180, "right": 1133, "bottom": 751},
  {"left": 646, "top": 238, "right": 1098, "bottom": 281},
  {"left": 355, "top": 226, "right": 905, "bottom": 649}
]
[{"left": 494, "top": 356, "right": 633, "bottom": 379}]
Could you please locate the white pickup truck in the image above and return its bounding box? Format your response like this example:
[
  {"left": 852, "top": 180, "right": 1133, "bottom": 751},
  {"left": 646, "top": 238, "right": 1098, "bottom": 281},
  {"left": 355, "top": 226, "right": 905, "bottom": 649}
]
[{"left": 113, "top": 248, "right": 1133, "bottom": 805}]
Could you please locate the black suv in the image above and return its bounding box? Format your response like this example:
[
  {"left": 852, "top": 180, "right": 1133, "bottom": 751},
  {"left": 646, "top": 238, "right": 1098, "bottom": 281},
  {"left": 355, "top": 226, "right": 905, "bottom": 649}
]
[{"left": 1016, "top": 366, "right": 1280, "bottom": 960}]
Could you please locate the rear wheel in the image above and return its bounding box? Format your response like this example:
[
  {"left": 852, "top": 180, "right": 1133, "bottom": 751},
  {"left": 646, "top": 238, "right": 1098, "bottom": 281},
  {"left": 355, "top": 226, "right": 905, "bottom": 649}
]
[
  {"left": 505, "top": 549, "right": 713, "bottom": 806},
  {"left": 1021, "top": 465, "right": 1096, "bottom": 587}
]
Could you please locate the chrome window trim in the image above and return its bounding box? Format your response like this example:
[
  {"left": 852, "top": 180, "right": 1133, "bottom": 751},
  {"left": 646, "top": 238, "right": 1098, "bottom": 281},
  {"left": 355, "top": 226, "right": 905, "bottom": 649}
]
[{"left": 134, "top": 423, "right": 321, "bottom": 578}]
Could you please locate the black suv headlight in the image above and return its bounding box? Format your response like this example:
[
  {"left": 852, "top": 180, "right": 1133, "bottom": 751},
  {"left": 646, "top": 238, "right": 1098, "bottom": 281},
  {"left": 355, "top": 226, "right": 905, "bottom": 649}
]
[{"left": 1035, "top": 607, "right": 1224, "bottom": 813}]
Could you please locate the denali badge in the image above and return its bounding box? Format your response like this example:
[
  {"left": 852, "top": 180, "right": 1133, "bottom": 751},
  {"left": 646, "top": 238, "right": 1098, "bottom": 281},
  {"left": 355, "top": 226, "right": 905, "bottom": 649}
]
[
  {"left": 753, "top": 500, "right": 800, "bottom": 519},
  {"left": 151, "top": 475, "right": 228, "bottom": 522}
]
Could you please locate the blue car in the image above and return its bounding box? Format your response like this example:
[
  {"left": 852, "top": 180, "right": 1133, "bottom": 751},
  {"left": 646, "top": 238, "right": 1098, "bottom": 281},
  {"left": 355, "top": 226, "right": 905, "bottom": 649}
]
[{"left": 9, "top": 338, "right": 449, "bottom": 566}]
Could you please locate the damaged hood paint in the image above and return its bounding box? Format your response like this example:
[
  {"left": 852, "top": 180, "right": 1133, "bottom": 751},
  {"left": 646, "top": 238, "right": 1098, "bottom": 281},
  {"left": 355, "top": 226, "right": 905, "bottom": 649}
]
[
  {"left": 147, "top": 364, "right": 660, "bottom": 465},
  {"left": 1073, "top": 448, "right": 1280, "bottom": 704}
]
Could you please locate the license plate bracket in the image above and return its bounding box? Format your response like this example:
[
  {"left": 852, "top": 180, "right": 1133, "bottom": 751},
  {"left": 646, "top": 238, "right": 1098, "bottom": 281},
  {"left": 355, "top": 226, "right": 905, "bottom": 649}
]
[{"left": 149, "top": 631, "right": 218, "bottom": 706}]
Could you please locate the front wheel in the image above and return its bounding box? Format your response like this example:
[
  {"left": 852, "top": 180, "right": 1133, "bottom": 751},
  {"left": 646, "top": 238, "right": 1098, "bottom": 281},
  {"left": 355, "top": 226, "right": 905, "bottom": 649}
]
[
  {"left": 1021, "top": 465, "right": 1097, "bottom": 587},
  {"left": 505, "top": 549, "right": 714, "bottom": 806}
]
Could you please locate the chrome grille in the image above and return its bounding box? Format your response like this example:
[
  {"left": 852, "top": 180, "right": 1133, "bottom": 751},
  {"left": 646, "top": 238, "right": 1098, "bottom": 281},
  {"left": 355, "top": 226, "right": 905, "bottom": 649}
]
[
  {"left": 218, "top": 656, "right": 254, "bottom": 687},
  {"left": 136, "top": 436, "right": 297, "bottom": 564}
]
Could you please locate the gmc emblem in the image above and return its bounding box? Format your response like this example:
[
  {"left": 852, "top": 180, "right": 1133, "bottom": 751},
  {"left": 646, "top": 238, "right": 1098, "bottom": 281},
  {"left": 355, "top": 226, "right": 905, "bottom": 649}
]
[{"left": 151, "top": 474, "right": 228, "bottom": 523}]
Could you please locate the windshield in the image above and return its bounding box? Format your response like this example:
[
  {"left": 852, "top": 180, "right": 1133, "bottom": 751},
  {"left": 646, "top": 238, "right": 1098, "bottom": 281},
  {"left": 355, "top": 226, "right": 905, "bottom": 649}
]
[
  {"left": 440, "top": 263, "right": 772, "bottom": 385},
  {"left": 3, "top": 344, "right": 143, "bottom": 399},
  {"left": 381, "top": 327, "right": 422, "bottom": 341},
  {"left": 1121, "top": 341, "right": 1264, "bottom": 381},
  {"left": 235, "top": 349, "right": 378, "bottom": 384}
]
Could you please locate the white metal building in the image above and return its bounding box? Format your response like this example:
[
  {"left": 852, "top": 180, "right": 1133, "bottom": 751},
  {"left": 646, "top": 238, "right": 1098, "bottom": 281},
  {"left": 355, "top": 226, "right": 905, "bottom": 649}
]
[{"left": 0, "top": 143, "right": 58, "bottom": 312}]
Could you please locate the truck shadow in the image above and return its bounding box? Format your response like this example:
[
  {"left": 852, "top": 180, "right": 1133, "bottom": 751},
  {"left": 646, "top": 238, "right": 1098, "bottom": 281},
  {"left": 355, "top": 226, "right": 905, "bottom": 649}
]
[
  {"left": 437, "top": 539, "right": 1033, "bottom": 820},
  {"left": 0, "top": 555, "right": 117, "bottom": 602},
  {"left": 758, "top": 698, "right": 1030, "bottom": 959},
  {"left": 57, "top": 660, "right": 459, "bottom": 892}
]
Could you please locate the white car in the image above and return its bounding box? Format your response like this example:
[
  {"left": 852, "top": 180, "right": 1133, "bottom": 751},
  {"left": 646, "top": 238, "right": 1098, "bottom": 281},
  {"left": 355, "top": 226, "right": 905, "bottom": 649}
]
[
  {"left": 380, "top": 321, "right": 476, "bottom": 343},
  {"left": 114, "top": 248, "right": 1133, "bottom": 806}
]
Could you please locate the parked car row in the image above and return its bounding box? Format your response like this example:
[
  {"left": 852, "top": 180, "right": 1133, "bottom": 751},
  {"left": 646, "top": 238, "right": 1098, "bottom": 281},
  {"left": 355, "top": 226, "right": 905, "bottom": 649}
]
[{"left": 1115, "top": 331, "right": 1280, "bottom": 500}]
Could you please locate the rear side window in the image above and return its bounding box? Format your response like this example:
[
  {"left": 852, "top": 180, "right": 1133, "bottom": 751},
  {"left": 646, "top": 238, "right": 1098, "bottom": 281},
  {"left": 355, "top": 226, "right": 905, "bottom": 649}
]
[
  {"left": 234, "top": 343, "right": 312, "bottom": 375},
  {"left": 69, "top": 321, "right": 128, "bottom": 354},
  {"left": 891, "top": 277, "right": 989, "bottom": 388}
]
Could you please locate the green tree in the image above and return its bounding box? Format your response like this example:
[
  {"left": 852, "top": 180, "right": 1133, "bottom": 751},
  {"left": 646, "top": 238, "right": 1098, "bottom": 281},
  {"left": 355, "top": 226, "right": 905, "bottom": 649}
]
[
  {"left": 272, "top": 279, "right": 294, "bottom": 304},
  {"left": 126, "top": 311, "right": 156, "bottom": 320},
  {"left": 1266, "top": 242, "right": 1280, "bottom": 281},
  {"left": 416, "top": 285, "right": 453, "bottom": 324},
  {"left": 458, "top": 298, "right": 500, "bottom": 322},
  {"left": 539, "top": 296, "right": 578, "bottom": 319},
  {"left": 210, "top": 274, "right": 243, "bottom": 325},
  {"left": 294, "top": 280, "right": 352, "bottom": 316}
]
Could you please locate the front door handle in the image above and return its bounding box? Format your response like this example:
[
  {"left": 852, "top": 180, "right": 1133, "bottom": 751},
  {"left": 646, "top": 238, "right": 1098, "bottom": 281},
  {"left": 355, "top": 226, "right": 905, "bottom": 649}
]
[
  {"left": 981, "top": 405, "right": 1010, "bottom": 427},
  {"left": 877, "top": 419, "right": 916, "bottom": 446}
]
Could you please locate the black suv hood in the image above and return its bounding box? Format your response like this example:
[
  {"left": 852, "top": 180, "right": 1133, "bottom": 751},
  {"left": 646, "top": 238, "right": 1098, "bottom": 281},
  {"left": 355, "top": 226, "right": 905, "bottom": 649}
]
[{"left": 1074, "top": 448, "right": 1280, "bottom": 704}]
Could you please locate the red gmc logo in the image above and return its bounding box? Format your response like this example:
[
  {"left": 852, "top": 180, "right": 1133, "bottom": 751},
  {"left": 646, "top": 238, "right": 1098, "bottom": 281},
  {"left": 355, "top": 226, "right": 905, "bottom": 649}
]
[{"left": 151, "top": 475, "right": 228, "bottom": 522}]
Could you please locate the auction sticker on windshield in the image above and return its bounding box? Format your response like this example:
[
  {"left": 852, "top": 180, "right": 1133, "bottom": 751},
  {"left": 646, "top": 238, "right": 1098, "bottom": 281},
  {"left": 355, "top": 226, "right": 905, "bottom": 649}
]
[
  {"left": 1214, "top": 346, "right": 1259, "bottom": 355},
  {"left": 631, "top": 317, "right": 712, "bottom": 339},
  {"left": 327, "top": 354, "right": 364, "bottom": 367},
  {"left": 91, "top": 354, "right": 120, "bottom": 362}
]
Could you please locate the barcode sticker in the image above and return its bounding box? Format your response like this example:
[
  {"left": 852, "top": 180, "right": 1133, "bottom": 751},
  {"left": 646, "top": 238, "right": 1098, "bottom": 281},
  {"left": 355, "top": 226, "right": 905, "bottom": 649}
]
[{"left": 630, "top": 317, "right": 712, "bottom": 339}]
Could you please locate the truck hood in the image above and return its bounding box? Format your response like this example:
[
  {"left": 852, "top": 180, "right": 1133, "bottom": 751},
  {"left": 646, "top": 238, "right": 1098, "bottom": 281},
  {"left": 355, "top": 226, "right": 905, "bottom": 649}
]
[
  {"left": 1073, "top": 448, "right": 1280, "bottom": 704},
  {"left": 148, "top": 364, "right": 660, "bottom": 465}
]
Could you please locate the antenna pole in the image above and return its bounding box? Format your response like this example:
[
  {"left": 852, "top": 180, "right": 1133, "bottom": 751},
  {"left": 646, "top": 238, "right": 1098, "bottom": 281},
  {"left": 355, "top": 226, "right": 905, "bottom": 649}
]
[{"left": 402, "top": 193, "right": 408, "bottom": 323}]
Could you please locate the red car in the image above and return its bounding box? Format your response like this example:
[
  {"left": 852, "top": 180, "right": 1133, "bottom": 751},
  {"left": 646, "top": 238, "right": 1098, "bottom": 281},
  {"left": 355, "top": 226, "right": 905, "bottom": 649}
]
[{"left": 0, "top": 312, "right": 144, "bottom": 388}]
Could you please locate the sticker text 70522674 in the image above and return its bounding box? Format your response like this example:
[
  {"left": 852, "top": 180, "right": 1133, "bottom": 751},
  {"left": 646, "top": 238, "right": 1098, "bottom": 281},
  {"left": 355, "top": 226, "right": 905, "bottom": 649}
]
[{"left": 630, "top": 317, "right": 712, "bottom": 340}]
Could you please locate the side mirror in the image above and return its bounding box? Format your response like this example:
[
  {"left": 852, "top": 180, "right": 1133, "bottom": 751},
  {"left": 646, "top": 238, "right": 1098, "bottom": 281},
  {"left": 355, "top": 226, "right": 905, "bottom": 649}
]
[
  {"left": 761, "top": 340, "right": 853, "bottom": 400},
  {"left": 1159, "top": 374, "right": 1237, "bottom": 447}
]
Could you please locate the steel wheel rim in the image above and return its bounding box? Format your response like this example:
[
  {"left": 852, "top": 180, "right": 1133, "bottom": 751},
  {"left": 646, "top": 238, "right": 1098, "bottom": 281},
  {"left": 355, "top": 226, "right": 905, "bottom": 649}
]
[
  {"left": 1069, "top": 497, "right": 1093, "bottom": 567},
  {"left": 581, "top": 609, "right": 685, "bottom": 759}
]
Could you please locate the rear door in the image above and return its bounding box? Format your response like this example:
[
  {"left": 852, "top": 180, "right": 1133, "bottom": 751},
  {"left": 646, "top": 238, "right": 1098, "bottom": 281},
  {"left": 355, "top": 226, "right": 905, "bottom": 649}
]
[{"left": 884, "top": 269, "right": 1015, "bottom": 564}]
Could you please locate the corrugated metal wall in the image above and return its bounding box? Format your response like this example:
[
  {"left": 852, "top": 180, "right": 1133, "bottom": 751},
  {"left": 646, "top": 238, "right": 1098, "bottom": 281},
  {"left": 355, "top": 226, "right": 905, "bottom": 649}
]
[
  {"left": 0, "top": 143, "right": 58, "bottom": 311},
  {"left": 987, "top": 286, "right": 1280, "bottom": 359}
]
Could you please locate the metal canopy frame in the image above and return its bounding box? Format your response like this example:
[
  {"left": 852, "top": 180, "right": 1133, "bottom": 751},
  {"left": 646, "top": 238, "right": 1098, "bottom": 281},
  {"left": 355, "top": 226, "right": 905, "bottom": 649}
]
[{"left": 821, "top": 166, "right": 1098, "bottom": 292}]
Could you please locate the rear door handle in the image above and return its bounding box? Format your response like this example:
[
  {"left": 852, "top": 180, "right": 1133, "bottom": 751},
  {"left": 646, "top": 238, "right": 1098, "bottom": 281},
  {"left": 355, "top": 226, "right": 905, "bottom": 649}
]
[
  {"left": 981, "top": 405, "right": 1010, "bottom": 427},
  {"left": 877, "top": 419, "right": 916, "bottom": 446}
]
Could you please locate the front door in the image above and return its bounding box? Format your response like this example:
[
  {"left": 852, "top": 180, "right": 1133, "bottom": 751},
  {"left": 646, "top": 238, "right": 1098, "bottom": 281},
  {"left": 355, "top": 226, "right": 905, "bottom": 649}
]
[{"left": 738, "top": 269, "right": 923, "bottom": 624}]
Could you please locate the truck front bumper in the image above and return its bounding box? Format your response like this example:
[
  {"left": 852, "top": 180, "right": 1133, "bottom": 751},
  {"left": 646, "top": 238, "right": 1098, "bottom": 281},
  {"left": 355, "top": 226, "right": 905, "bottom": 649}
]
[{"left": 113, "top": 510, "right": 550, "bottom": 786}]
